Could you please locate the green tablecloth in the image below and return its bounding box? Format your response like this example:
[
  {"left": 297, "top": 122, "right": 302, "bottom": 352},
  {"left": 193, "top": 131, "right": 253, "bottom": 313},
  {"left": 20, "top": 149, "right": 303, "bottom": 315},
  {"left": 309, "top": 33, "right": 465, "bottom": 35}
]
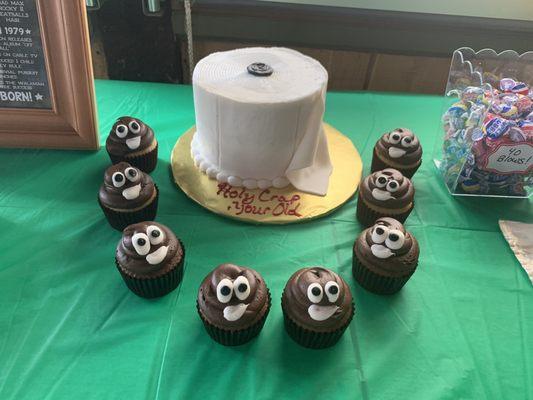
[{"left": 1, "top": 80, "right": 532, "bottom": 400}]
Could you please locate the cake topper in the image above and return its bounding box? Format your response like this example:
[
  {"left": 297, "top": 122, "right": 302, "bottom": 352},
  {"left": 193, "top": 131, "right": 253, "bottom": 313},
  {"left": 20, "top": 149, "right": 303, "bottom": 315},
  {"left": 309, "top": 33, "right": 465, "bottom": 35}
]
[{"left": 247, "top": 62, "right": 273, "bottom": 77}]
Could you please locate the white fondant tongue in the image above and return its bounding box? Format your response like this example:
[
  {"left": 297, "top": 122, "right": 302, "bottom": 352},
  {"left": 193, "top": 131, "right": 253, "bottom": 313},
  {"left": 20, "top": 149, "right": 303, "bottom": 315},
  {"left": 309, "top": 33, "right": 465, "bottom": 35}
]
[
  {"left": 146, "top": 246, "right": 169, "bottom": 265},
  {"left": 371, "top": 244, "right": 394, "bottom": 259},
  {"left": 122, "top": 184, "right": 141, "bottom": 200},
  {"left": 126, "top": 136, "right": 141, "bottom": 150},
  {"left": 388, "top": 147, "right": 406, "bottom": 158},
  {"left": 223, "top": 303, "right": 248, "bottom": 321},
  {"left": 308, "top": 304, "right": 339, "bottom": 321},
  {"left": 372, "top": 188, "right": 395, "bottom": 201}
]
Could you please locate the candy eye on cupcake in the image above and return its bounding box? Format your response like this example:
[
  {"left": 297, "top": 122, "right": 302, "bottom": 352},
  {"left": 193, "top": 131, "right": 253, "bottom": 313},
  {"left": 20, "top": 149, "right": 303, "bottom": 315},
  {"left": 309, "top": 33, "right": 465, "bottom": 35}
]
[
  {"left": 388, "top": 130, "right": 402, "bottom": 144},
  {"left": 115, "top": 124, "right": 128, "bottom": 138},
  {"left": 234, "top": 275, "right": 251, "bottom": 300},
  {"left": 375, "top": 173, "right": 388, "bottom": 188},
  {"left": 386, "top": 179, "right": 399, "bottom": 192},
  {"left": 307, "top": 282, "right": 323, "bottom": 303},
  {"left": 324, "top": 281, "right": 340, "bottom": 302},
  {"left": 147, "top": 225, "right": 165, "bottom": 244},
  {"left": 216, "top": 278, "right": 233, "bottom": 303},
  {"left": 401, "top": 136, "right": 413, "bottom": 147},
  {"left": 371, "top": 224, "right": 389, "bottom": 243},
  {"left": 128, "top": 120, "right": 141, "bottom": 134},
  {"left": 124, "top": 167, "right": 140, "bottom": 182},
  {"left": 112, "top": 171, "right": 126, "bottom": 188},
  {"left": 385, "top": 229, "right": 405, "bottom": 250},
  {"left": 132, "top": 232, "right": 150, "bottom": 255}
]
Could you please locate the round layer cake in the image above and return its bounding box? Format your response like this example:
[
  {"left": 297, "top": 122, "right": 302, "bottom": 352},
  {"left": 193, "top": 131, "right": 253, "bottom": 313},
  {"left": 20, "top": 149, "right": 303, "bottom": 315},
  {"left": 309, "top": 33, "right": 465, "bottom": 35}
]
[{"left": 191, "top": 47, "right": 332, "bottom": 196}]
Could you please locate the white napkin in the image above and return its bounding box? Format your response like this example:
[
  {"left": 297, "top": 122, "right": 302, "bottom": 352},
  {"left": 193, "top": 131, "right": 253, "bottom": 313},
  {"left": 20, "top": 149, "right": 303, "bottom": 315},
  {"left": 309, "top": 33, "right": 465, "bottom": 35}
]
[{"left": 499, "top": 220, "right": 533, "bottom": 285}]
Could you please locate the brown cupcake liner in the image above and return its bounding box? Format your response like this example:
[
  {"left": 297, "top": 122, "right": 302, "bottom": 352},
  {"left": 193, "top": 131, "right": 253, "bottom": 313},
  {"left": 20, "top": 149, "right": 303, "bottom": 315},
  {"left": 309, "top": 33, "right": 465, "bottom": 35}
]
[
  {"left": 197, "top": 290, "right": 272, "bottom": 346},
  {"left": 115, "top": 240, "right": 185, "bottom": 299},
  {"left": 352, "top": 250, "right": 416, "bottom": 295},
  {"left": 99, "top": 185, "right": 159, "bottom": 231},
  {"left": 356, "top": 193, "right": 413, "bottom": 227},
  {"left": 281, "top": 296, "right": 354, "bottom": 349},
  {"left": 108, "top": 141, "right": 158, "bottom": 173},
  {"left": 370, "top": 148, "right": 421, "bottom": 179}
]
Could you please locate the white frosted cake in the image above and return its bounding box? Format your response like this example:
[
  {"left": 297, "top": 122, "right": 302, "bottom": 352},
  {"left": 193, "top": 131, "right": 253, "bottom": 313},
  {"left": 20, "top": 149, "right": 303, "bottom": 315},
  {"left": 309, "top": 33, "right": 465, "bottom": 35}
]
[{"left": 191, "top": 47, "right": 332, "bottom": 196}]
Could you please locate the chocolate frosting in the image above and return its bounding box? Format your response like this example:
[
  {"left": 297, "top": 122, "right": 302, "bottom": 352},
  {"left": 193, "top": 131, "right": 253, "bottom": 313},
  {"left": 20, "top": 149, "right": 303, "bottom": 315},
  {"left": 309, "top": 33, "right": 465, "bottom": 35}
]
[
  {"left": 354, "top": 217, "right": 419, "bottom": 277},
  {"left": 106, "top": 116, "right": 155, "bottom": 156},
  {"left": 99, "top": 162, "right": 156, "bottom": 210},
  {"left": 375, "top": 128, "right": 422, "bottom": 166},
  {"left": 197, "top": 264, "right": 270, "bottom": 329},
  {"left": 282, "top": 267, "right": 353, "bottom": 332},
  {"left": 116, "top": 222, "right": 183, "bottom": 278},
  {"left": 360, "top": 168, "right": 414, "bottom": 209}
]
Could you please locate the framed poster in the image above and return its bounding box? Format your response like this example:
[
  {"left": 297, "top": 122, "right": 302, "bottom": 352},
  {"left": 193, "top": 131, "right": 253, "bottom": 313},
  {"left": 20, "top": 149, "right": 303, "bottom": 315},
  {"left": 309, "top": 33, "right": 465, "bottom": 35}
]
[{"left": 0, "top": 0, "right": 98, "bottom": 149}]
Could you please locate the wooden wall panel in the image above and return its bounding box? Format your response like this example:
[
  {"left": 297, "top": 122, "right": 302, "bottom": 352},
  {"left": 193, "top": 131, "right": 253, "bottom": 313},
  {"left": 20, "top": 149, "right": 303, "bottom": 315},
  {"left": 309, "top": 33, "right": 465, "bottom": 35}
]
[{"left": 367, "top": 54, "right": 450, "bottom": 94}]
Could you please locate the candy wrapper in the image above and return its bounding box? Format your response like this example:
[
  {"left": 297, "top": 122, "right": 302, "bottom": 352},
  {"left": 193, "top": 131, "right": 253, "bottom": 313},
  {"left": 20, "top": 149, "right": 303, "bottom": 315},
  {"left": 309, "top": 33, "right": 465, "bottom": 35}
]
[{"left": 435, "top": 48, "right": 533, "bottom": 198}]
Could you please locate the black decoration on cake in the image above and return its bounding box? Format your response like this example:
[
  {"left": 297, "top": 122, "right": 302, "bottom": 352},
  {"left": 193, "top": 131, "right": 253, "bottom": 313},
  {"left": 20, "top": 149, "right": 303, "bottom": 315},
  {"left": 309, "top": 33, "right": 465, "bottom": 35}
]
[{"left": 247, "top": 62, "right": 273, "bottom": 77}]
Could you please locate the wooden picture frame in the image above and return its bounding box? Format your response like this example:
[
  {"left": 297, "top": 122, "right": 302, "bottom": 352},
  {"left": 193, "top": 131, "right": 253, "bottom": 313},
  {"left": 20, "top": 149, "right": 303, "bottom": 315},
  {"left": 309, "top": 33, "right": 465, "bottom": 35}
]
[{"left": 0, "top": 0, "right": 98, "bottom": 149}]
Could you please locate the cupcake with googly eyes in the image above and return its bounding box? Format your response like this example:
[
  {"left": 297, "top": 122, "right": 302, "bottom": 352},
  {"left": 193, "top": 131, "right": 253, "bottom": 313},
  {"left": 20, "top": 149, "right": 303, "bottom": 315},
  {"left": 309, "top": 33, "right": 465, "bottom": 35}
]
[
  {"left": 98, "top": 162, "right": 159, "bottom": 231},
  {"left": 356, "top": 168, "right": 414, "bottom": 227},
  {"left": 115, "top": 222, "right": 185, "bottom": 298},
  {"left": 281, "top": 267, "right": 354, "bottom": 349},
  {"left": 106, "top": 116, "right": 158, "bottom": 173},
  {"left": 353, "top": 217, "right": 419, "bottom": 295},
  {"left": 197, "top": 264, "right": 271, "bottom": 346},
  {"left": 371, "top": 128, "right": 422, "bottom": 178}
]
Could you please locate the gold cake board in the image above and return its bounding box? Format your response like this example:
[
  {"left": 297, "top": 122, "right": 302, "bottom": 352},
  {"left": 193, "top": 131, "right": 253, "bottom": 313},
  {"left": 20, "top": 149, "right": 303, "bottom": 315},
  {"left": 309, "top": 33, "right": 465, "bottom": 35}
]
[{"left": 170, "top": 123, "right": 362, "bottom": 224}]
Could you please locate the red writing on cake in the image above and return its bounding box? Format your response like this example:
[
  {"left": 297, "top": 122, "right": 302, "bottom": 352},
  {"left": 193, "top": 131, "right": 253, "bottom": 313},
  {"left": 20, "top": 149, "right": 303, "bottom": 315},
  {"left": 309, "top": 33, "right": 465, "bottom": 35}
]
[{"left": 217, "top": 183, "right": 302, "bottom": 217}]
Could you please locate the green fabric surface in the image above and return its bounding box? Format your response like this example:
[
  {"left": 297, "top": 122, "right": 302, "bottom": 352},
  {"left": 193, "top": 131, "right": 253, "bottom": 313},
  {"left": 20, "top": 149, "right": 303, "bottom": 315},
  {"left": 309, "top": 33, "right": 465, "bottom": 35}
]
[{"left": 1, "top": 80, "right": 532, "bottom": 400}]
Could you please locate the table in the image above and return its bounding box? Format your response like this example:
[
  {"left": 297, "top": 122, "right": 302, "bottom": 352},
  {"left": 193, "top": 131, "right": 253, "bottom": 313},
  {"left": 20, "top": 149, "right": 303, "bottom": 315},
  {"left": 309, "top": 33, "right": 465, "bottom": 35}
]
[{"left": 1, "top": 80, "right": 531, "bottom": 400}]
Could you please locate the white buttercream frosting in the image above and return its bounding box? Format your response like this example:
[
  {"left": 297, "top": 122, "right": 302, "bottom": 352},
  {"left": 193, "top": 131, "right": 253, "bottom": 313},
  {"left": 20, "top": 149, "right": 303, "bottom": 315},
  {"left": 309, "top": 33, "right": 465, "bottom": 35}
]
[{"left": 192, "top": 47, "right": 332, "bottom": 195}]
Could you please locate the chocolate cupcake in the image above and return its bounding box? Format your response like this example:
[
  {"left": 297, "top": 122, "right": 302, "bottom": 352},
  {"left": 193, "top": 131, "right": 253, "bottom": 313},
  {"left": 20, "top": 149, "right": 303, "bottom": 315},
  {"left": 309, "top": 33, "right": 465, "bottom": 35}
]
[
  {"left": 371, "top": 128, "right": 422, "bottom": 178},
  {"left": 281, "top": 267, "right": 354, "bottom": 349},
  {"left": 106, "top": 116, "right": 158, "bottom": 173},
  {"left": 98, "top": 162, "right": 158, "bottom": 231},
  {"left": 197, "top": 264, "right": 271, "bottom": 346},
  {"left": 353, "top": 217, "right": 419, "bottom": 295},
  {"left": 356, "top": 168, "right": 414, "bottom": 227},
  {"left": 115, "top": 222, "right": 185, "bottom": 298}
]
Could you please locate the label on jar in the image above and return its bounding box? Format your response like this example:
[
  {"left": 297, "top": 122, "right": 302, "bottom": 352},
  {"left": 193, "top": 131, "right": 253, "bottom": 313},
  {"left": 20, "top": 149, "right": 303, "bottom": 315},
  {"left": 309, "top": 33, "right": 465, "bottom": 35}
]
[{"left": 483, "top": 143, "right": 533, "bottom": 174}]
